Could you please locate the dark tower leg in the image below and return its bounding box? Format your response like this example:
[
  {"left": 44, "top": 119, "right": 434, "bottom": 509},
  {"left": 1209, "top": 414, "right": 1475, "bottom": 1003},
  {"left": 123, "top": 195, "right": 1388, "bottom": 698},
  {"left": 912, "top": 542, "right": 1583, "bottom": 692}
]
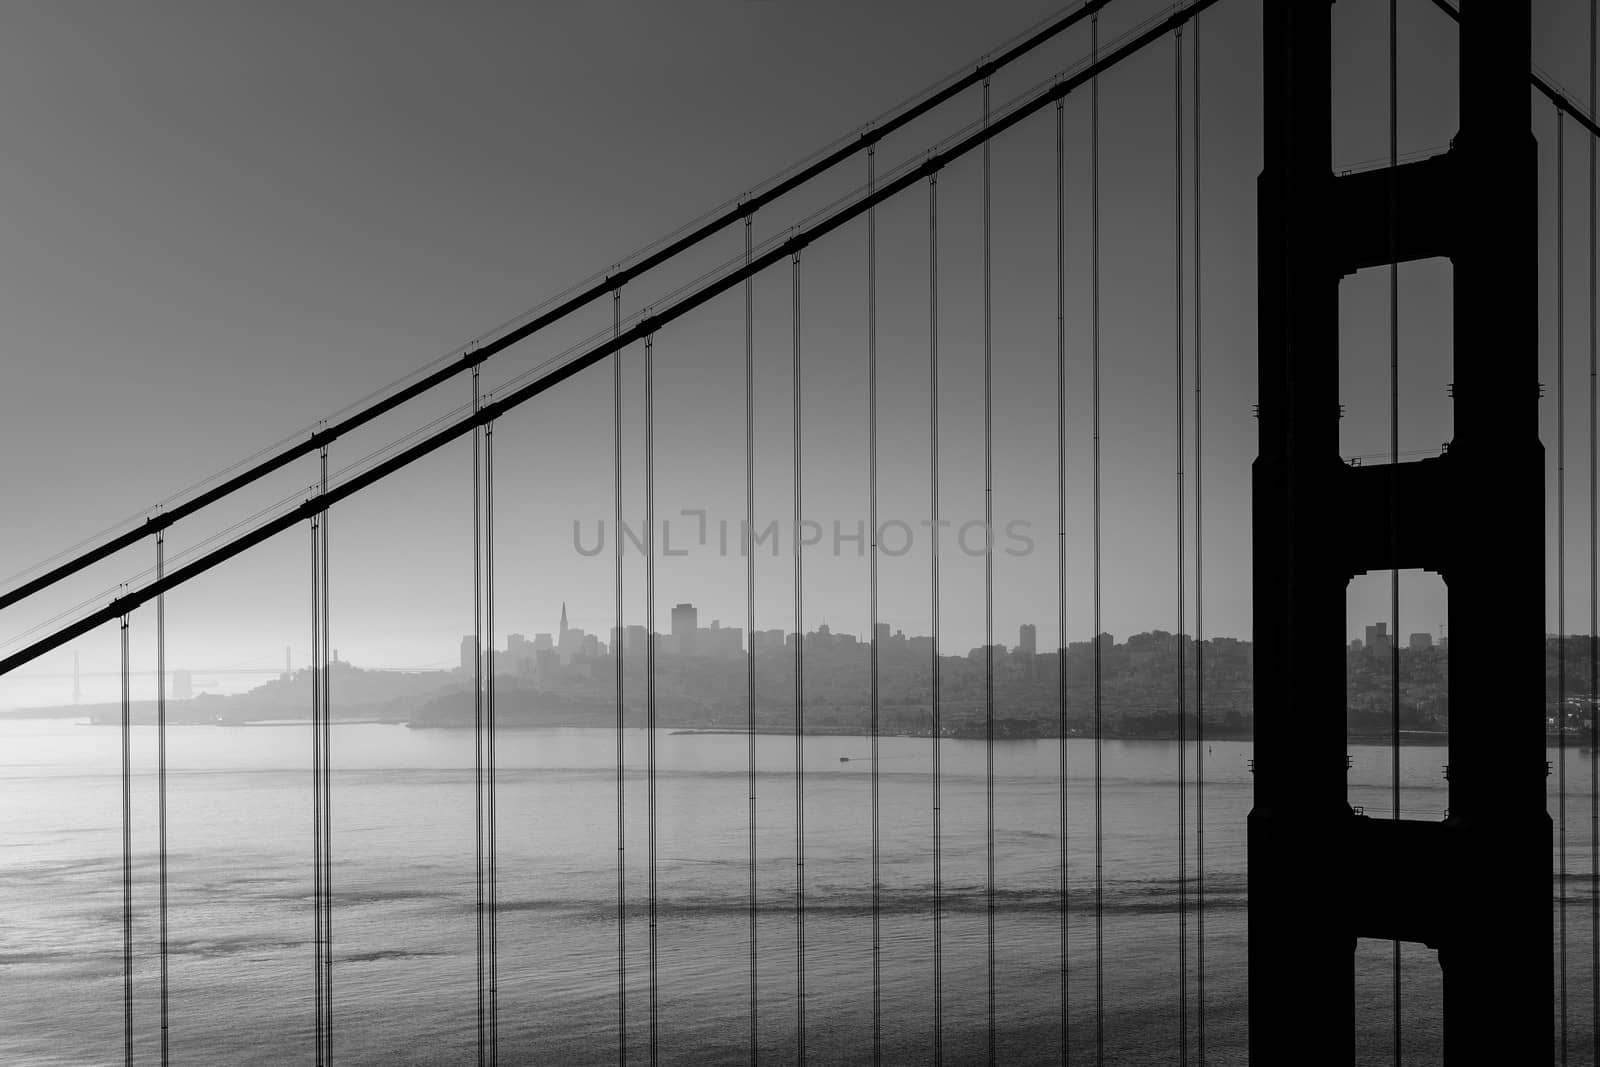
[
  {"left": 1250, "top": 1, "right": 1354, "bottom": 1062},
  {"left": 1442, "top": 0, "right": 1550, "bottom": 1060},
  {"left": 1251, "top": 1, "right": 1549, "bottom": 1061}
]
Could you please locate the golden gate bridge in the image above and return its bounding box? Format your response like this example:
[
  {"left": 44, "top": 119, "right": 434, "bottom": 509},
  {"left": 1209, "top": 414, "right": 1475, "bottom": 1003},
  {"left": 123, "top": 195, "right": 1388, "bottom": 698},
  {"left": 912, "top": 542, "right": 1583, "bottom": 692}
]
[{"left": 0, "top": 0, "right": 1589, "bottom": 1063}]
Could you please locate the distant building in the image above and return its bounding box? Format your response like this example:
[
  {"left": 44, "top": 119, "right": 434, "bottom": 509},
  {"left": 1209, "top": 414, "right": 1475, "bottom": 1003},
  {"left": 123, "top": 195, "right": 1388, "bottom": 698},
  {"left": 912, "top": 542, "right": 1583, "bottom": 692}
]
[
  {"left": 1018, "top": 623, "right": 1037, "bottom": 657},
  {"left": 507, "top": 633, "right": 536, "bottom": 678},
  {"left": 557, "top": 602, "right": 585, "bottom": 663},
  {"left": 671, "top": 603, "right": 698, "bottom": 657},
  {"left": 1364, "top": 622, "right": 1391, "bottom": 657},
  {"left": 625, "top": 625, "right": 648, "bottom": 653},
  {"left": 705, "top": 620, "right": 743, "bottom": 658},
  {"left": 507, "top": 633, "right": 533, "bottom": 676},
  {"left": 535, "top": 649, "right": 560, "bottom": 680},
  {"left": 1408, "top": 632, "right": 1433, "bottom": 652},
  {"left": 460, "top": 634, "right": 476, "bottom": 675}
]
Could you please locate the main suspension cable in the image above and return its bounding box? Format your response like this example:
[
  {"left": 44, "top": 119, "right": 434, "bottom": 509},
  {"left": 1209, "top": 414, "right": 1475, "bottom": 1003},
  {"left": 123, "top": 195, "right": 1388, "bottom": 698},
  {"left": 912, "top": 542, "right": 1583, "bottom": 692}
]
[
  {"left": 0, "top": 1, "right": 1139, "bottom": 627},
  {"left": 3, "top": 0, "right": 1232, "bottom": 683}
]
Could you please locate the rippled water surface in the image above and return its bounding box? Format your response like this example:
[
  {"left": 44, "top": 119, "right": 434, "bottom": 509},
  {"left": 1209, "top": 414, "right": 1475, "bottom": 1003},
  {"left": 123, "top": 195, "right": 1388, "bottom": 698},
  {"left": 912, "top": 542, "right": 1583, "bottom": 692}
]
[{"left": 0, "top": 720, "right": 1588, "bottom": 1064}]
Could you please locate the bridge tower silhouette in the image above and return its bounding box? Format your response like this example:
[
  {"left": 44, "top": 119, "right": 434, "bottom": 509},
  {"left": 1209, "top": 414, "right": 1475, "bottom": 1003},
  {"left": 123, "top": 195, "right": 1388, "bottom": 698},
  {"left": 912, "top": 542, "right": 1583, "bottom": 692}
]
[{"left": 1251, "top": 0, "right": 1550, "bottom": 1062}]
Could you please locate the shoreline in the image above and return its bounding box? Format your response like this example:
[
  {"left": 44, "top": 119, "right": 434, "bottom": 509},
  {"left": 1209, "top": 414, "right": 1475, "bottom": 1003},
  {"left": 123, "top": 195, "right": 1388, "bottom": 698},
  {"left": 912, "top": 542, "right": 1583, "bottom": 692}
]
[{"left": 15, "top": 717, "right": 1581, "bottom": 750}]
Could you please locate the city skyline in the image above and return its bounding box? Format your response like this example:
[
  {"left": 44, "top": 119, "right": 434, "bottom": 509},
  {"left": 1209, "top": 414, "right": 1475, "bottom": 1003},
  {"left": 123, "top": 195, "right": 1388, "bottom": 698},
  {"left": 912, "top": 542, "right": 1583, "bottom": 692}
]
[{"left": 2, "top": 571, "right": 1453, "bottom": 712}]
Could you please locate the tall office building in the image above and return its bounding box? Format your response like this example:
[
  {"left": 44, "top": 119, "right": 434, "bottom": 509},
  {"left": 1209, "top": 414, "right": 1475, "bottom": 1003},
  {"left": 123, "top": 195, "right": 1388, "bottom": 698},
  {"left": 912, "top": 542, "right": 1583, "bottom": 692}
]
[
  {"left": 507, "top": 633, "right": 534, "bottom": 676},
  {"left": 1364, "top": 622, "right": 1391, "bottom": 657},
  {"left": 557, "top": 602, "right": 586, "bottom": 664},
  {"left": 626, "top": 625, "right": 648, "bottom": 652},
  {"left": 705, "top": 619, "right": 743, "bottom": 658},
  {"left": 672, "top": 603, "right": 698, "bottom": 657}
]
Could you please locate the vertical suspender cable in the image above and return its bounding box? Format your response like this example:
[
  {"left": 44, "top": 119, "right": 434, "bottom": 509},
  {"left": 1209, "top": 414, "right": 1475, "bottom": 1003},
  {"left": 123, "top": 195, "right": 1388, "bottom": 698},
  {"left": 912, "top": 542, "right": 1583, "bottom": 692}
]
[
  {"left": 311, "top": 504, "right": 325, "bottom": 1067},
  {"left": 613, "top": 289, "right": 628, "bottom": 1067},
  {"left": 1174, "top": 25, "right": 1188, "bottom": 1066},
  {"left": 792, "top": 249, "right": 807, "bottom": 1064},
  {"left": 745, "top": 217, "right": 760, "bottom": 1063},
  {"left": 319, "top": 446, "right": 333, "bottom": 1064},
  {"left": 1385, "top": 3, "right": 1402, "bottom": 1060},
  {"left": 485, "top": 415, "right": 499, "bottom": 1066},
  {"left": 120, "top": 606, "right": 133, "bottom": 1067},
  {"left": 1192, "top": 16, "right": 1207, "bottom": 1063},
  {"left": 867, "top": 146, "right": 883, "bottom": 1067},
  {"left": 473, "top": 370, "right": 486, "bottom": 1067},
  {"left": 1091, "top": 9, "right": 1105, "bottom": 1062},
  {"left": 1054, "top": 91, "right": 1069, "bottom": 1065},
  {"left": 929, "top": 173, "right": 945, "bottom": 1067},
  {"left": 981, "top": 72, "right": 998, "bottom": 1067},
  {"left": 644, "top": 331, "right": 659, "bottom": 1067},
  {"left": 157, "top": 527, "right": 170, "bottom": 1067},
  {"left": 1589, "top": 0, "right": 1599, "bottom": 1042},
  {"left": 1557, "top": 105, "right": 1570, "bottom": 1066}
]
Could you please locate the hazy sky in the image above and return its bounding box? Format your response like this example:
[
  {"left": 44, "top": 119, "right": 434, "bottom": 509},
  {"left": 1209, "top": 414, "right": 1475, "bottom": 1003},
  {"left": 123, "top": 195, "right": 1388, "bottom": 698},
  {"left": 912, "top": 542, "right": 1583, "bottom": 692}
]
[{"left": 0, "top": 0, "right": 1596, "bottom": 707}]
